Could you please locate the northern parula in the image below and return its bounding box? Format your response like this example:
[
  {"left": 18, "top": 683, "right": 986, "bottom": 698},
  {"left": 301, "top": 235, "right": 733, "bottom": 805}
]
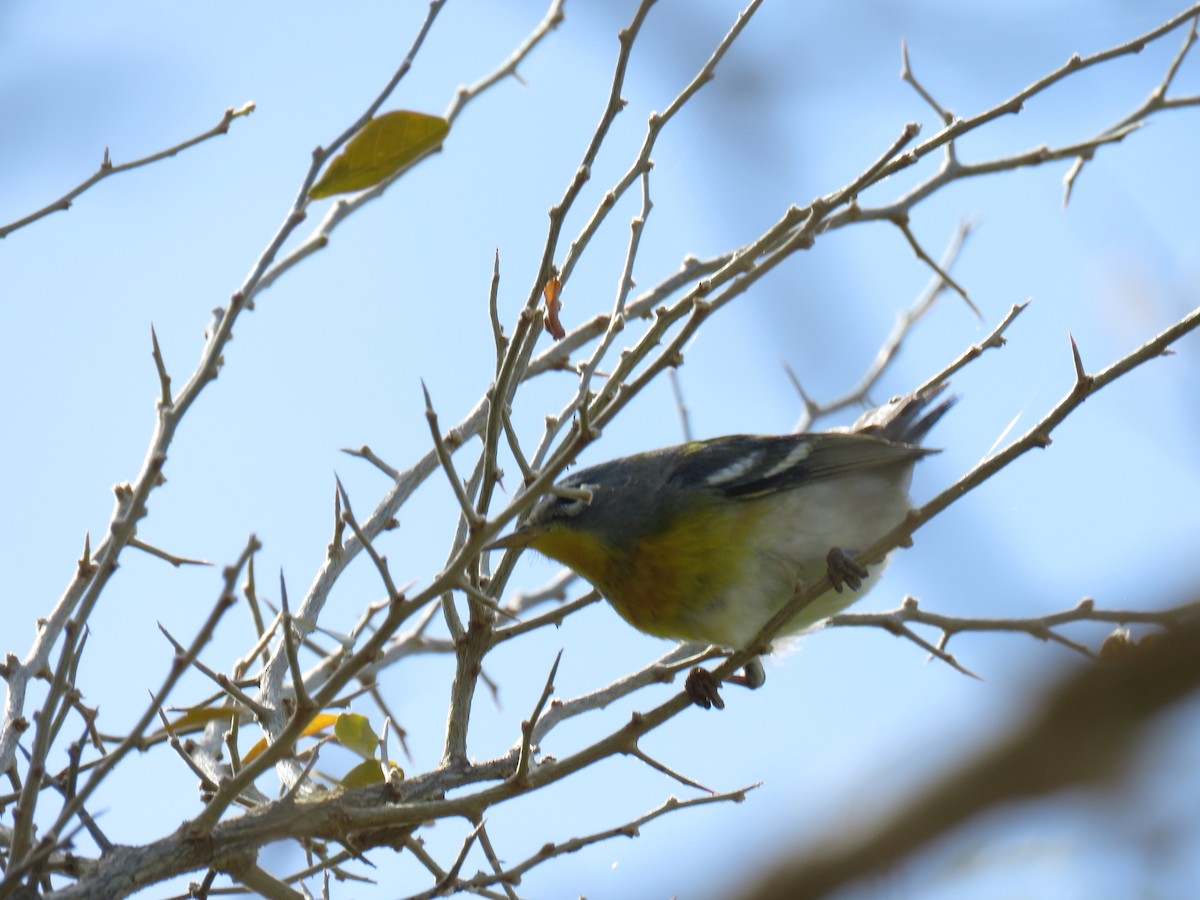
[{"left": 489, "top": 385, "right": 952, "bottom": 708}]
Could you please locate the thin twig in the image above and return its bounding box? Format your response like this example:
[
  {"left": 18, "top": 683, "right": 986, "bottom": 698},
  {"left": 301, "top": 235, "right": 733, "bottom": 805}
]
[
  {"left": 279, "top": 572, "right": 314, "bottom": 722},
  {"left": 0, "top": 103, "right": 255, "bottom": 239},
  {"left": 335, "top": 476, "right": 403, "bottom": 603},
  {"left": 129, "top": 538, "right": 212, "bottom": 568},
  {"left": 1066, "top": 13, "right": 1200, "bottom": 206},
  {"left": 560, "top": 0, "right": 766, "bottom": 287},
  {"left": 456, "top": 788, "right": 759, "bottom": 892},
  {"left": 444, "top": 0, "right": 566, "bottom": 125},
  {"left": 514, "top": 650, "right": 563, "bottom": 786},
  {"left": 737, "top": 616, "right": 1200, "bottom": 900},
  {"left": 916, "top": 300, "right": 1030, "bottom": 395},
  {"left": 901, "top": 39, "right": 952, "bottom": 125},
  {"left": 423, "top": 381, "right": 484, "bottom": 530},
  {"left": 829, "top": 596, "right": 1200, "bottom": 664},
  {"left": 40, "top": 537, "right": 258, "bottom": 857},
  {"left": 340, "top": 445, "right": 400, "bottom": 481},
  {"left": 711, "top": 303, "right": 1200, "bottom": 695},
  {"left": 149, "top": 325, "right": 173, "bottom": 408},
  {"left": 157, "top": 623, "right": 269, "bottom": 720},
  {"left": 891, "top": 216, "right": 980, "bottom": 317},
  {"left": 792, "top": 219, "right": 976, "bottom": 431},
  {"left": 627, "top": 745, "right": 715, "bottom": 794}
]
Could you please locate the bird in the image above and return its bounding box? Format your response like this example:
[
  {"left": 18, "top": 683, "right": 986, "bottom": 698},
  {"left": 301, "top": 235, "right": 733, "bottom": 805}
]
[{"left": 487, "top": 384, "right": 952, "bottom": 709}]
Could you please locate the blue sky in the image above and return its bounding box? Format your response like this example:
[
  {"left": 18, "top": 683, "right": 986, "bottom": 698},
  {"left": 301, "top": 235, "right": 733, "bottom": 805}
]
[{"left": 3, "top": 1, "right": 1199, "bottom": 897}]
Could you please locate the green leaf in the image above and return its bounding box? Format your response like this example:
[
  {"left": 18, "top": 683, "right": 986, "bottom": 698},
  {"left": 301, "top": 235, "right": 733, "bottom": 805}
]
[
  {"left": 341, "top": 758, "right": 385, "bottom": 789},
  {"left": 309, "top": 110, "right": 449, "bottom": 199},
  {"left": 334, "top": 712, "right": 378, "bottom": 760},
  {"left": 341, "top": 759, "right": 403, "bottom": 789}
]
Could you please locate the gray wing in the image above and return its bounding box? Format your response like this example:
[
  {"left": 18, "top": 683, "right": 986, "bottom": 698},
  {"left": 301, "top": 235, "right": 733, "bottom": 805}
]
[{"left": 669, "top": 432, "right": 934, "bottom": 500}]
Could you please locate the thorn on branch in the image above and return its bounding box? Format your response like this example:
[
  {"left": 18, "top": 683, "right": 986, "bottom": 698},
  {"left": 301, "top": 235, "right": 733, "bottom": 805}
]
[
  {"left": 278, "top": 570, "right": 314, "bottom": 717},
  {"left": 629, "top": 744, "right": 716, "bottom": 794},
  {"left": 900, "top": 39, "right": 952, "bottom": 125},
  {"left": 423, "top": 379, "right": 485, "bottom": 530},
  {"left": 130, "top": 538, "right": 212, "bottom": 569},
  {"left": 1068, "top": 333, "right": 1094, "bottom": 389},
  {"left": 330, "top": 484, "right": 345, "bottom": 557},
  {"left": 150, "top": 325, "right": 173, "bottom": 409},
  {"left": 514, "top": 650, "right": 563, "bottom": 787},
  {"left": 894, "top": 218, "right": 981, "bottom": 318},
  {"left": 340, "top": 444, "right": 400, "bottom": 480},
  {"left": 335, "top": 474, "right": 405, "bottom": 602},
  {"left": 77, "top": 532, "right": 97, "bottom": 579}
]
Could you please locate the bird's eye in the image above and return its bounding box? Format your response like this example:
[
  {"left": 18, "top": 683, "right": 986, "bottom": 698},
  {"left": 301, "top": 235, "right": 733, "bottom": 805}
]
[{"left": 549, "top": 483, "right": 596, "bottom": 518}]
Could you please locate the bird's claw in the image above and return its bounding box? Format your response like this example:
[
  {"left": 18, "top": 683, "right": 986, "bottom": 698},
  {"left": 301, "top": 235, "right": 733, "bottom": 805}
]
[
  {"left": 826, "top": 546, "right": 868, "bottom": 593},
  {"left": 686, "top": 657, "right": 766, "bottom": 710},
  {"left": 686, "top": 667, "right": 725, "bottom": 710}
]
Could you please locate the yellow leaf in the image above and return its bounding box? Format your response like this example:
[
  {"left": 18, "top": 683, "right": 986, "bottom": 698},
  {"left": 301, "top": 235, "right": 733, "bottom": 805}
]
[
  {"left": 242, "top": 712, "right": 339, "bottom": 765},
  {"left": 168, "top": 707, "right": 238, "bottom": 732},
  {"left": 301, "top": 713, "right": 340, "bottom": 738},
  {"left": 309, "top": 111, "right": 449, "bottom": 199}
]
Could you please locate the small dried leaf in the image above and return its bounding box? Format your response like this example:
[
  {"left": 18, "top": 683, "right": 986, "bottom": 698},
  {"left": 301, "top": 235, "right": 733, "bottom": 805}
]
[
  {"left": 309, "top": 111, "right": 449, "bottom": 199},
  {"left": 544, "top": 276, "right": 565, "bottom": 340}
]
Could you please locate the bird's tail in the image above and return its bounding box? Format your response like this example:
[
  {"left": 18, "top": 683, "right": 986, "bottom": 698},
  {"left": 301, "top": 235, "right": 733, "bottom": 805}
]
[{"left": 851, "top": 382, "right": 956, "bottom": 447}]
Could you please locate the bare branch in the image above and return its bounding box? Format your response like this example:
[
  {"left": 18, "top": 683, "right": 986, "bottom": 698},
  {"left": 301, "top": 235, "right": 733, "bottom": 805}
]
[
  {"left": 460, "top": 788, "right": 758, "bottom": 892},
  {"left": 737, "top": 616, "right": 1200, "bottom": 900},
  {"left": 561, "top": 0, "right": 765, "bottom": 289},
  {"left": 278, "top": 572, "right": 314, "bottom": 723},
  {"left": 149, "top": 324, "right": 173, "bottom": 409},
  {"left": 35, "top": 536, "right": 258, "bottom": 870},
  {"left": 335, "top": 477, "right": 404, "bottom": 604},
  {"left": 793, "top": 220, "right": 977, "bottom": 431},
  {"left": 256, "top": 0, "right": 561, "bottom": 301},
  {"left": 513, "top": 650, "right": 562, "bottom": 787},
  {"left": 422, "top": 380, "right": 484, "bottom": 531},
  {"left": 341, "top": 445, "right": 400, "bottom": 481},
  {"left": 901, "top": 39, "right": 952, "bottom": 125},
  {"left": 829, "top": 596, "right": 1200, "bottom": 664},
  {"left": 890, "top": 216, "right": 980, "bottom": 317},
  {"left": 129, "top": 538, "right": 211, "bottom": 569},
  {"left": 0, "top": 103, "right": 255, "bottom": 239},
  {"left": 627, "top": 745, "right": 716, "bottom": 794},
  {"left": 493, "top": 589, "right": 600, "bottom": 644},
  {"left": 444, "top": 0, "right": 566, "bottom": 125},
  {"left": 917, "top": 300, "right": 1030, "bottom": 394},
  {"left": 723, "top": 302, "right": 1200, "bottom": 691}
]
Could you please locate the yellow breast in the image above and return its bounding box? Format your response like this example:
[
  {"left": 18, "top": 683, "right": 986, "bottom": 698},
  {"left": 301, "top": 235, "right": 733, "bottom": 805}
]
[{"left": 528, "top": 501, "right": 772, "bottom": 645}]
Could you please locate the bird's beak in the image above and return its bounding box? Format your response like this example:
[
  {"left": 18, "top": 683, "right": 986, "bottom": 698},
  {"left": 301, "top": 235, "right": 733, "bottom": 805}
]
[{"left": 483, "top": 524, "right": 545, "bottom": 552}]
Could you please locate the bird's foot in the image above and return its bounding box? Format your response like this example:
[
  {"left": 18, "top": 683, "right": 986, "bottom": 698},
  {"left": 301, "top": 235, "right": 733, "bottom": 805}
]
[
  {"left": 685, "top": 657, "right": 766, "bottom": 711},
  {"left": 826, "top": 546, "right": 868, "bottom": 593},
  {"left": 685, "top": 667, "right": 724, "bottom": 710}
]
